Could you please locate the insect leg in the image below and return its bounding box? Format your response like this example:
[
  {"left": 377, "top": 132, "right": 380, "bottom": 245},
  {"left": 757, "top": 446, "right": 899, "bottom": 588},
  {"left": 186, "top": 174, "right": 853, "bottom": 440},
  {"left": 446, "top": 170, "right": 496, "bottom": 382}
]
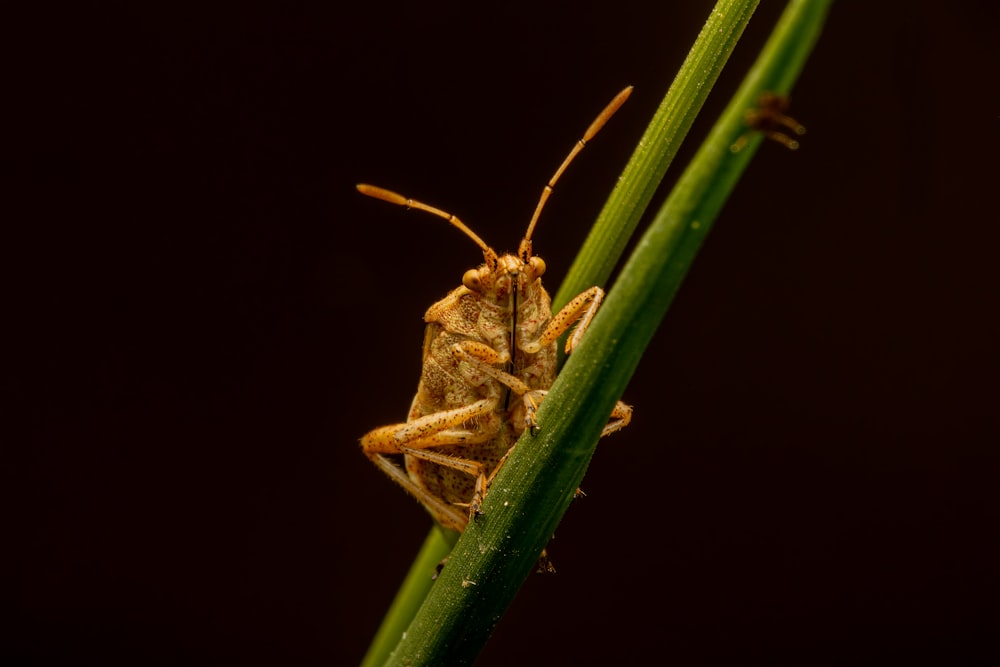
[
  {"left": 521, "top": 286, "right": 605, "bottom": 355},
  {"left": 366, "top": 452, "right": 471, "bottom": 532},
  {"left": 601, "top": 399, "right": 633, "bottom": 436},
  {"left": 360, "top": 397, "right": 500, "bottom": 455},
  {"left": 361, "top": 399, "right": 505, "bottom": 529},
  {"left": 450, "top": 341, "right": 547, "bottom": 431}
]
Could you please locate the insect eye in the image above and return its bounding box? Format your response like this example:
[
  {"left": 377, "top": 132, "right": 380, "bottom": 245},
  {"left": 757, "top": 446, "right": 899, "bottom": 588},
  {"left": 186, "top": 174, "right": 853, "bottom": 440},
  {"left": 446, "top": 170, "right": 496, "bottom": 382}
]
[
  {"left": 463, "top": 269, "right": 483, "bottom": 291},
  {"left": 529, "top": 256, "right": 546, "bottom": 277}
]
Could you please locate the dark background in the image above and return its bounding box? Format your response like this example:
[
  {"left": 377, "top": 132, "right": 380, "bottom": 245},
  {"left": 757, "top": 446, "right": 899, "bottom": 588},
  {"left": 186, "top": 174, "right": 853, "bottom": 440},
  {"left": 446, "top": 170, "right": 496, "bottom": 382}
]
[{"left": 8, "top": 1, "right": 998, "bottom": 665}]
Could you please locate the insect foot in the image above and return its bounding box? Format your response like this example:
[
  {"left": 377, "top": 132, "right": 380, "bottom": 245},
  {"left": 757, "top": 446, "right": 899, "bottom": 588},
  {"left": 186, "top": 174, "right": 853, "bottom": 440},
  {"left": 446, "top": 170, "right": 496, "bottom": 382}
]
[
  {"left": 358, "top": 87, "right": 634, "bottom": 543},
  {"left": 731, "top": 91, "right": 806, "bottom": 152}
]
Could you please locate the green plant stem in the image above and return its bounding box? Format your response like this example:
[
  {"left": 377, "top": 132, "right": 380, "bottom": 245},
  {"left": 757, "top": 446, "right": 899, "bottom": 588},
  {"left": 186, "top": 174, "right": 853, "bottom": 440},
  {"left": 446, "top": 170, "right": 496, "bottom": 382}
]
[
  {"left": 366, "top": 1, "right": 831, "bottom": 665},
  {"left": 553, "top": 0, "right": 759, "bottom": 314},
  {"left": 566, "top": 0, "right": 834, "bottom": 412},
  {"left": 359, "top": 528, "right": 456, "bottom": 667}
]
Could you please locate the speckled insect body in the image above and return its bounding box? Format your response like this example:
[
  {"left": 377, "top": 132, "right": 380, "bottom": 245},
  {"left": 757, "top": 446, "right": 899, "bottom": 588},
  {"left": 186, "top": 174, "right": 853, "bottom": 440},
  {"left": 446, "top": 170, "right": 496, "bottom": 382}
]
[{"left": 358, "top": 88, "right": 634, "bottom": 534}]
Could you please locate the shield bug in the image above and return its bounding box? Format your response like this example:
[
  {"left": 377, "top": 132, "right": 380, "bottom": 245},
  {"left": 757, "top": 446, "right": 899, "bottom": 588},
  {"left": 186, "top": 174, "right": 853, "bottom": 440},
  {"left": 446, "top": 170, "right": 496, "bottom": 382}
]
[{"left": 358, "top": 87, "right": 633, "bottom": 535}]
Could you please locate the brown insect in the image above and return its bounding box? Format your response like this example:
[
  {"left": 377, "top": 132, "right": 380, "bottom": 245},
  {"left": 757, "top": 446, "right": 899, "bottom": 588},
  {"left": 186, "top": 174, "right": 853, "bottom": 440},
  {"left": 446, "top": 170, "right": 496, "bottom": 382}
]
[
  {"left": 358, "top": 87, "right": 634, "bottom": 535},
  {"left": 731, "top": 91, "right": 807, "bottom": 152}
]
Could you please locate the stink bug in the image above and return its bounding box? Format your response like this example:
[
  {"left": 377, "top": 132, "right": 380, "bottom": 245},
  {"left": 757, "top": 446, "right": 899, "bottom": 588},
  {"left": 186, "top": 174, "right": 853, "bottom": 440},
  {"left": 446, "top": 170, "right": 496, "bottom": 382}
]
[{"left": 358, "top": 87, "right": 633, "bottom": 534}]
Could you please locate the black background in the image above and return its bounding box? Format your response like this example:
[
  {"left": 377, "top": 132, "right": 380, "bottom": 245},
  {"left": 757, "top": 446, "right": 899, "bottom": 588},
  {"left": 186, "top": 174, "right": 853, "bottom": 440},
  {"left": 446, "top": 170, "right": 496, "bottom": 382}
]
[{"left": 8, "top": 1, "right": 999, "bottom": 665}]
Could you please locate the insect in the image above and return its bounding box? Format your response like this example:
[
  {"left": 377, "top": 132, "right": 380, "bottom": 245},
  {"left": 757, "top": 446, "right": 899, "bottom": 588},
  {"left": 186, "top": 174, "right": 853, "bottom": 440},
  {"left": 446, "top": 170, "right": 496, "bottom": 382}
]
[
  {"left": 358, "top": 87, "right": 634, "bottom": 535},
  {"left": 731, "top": 91, "right": 807, "bottom": 152}
]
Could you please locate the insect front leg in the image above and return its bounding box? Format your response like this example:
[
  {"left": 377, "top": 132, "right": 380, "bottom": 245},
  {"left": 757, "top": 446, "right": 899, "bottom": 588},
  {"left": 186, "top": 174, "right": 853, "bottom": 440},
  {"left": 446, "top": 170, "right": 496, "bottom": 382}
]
[
  {"left": 520, "top": 286, "right": 633, "bottom": 437},
  {"left": 522, "top": 286, "right": 605, "bottom": 355},
  {"left": 450, "top": 341, "right": 546, "bottom": 431}
]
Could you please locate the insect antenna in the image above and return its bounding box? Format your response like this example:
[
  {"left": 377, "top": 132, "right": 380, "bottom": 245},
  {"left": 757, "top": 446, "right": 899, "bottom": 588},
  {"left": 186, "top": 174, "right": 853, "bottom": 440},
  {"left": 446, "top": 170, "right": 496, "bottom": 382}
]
[
  {"left": 519, "top": 86, "right": 633, "bottom": 261},
  {"left": 356, "top": 183, "right": 499, "bottom": 266}
]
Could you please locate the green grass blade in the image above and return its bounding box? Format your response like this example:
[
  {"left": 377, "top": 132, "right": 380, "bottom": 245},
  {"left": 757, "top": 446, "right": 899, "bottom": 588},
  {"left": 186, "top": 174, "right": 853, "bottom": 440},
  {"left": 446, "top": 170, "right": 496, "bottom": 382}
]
[
  {"left": 552, "top": 0, "right": 760, "bottom": 313},
  {"left": 359, "top": 528, "right": 456, "bottom": 667}
]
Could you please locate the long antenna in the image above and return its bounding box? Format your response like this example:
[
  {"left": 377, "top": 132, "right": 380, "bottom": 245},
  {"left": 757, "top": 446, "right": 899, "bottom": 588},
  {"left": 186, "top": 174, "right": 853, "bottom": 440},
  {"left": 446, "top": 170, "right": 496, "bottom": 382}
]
[
  {"left": 355, "top": 183, "right": 499, "bottom": 266},
  {"left": 357, "top": 86, "right": 632, "bottom": 266},
  {"left": 519, "top": 86, "right": 632, "bottom": 258}
]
